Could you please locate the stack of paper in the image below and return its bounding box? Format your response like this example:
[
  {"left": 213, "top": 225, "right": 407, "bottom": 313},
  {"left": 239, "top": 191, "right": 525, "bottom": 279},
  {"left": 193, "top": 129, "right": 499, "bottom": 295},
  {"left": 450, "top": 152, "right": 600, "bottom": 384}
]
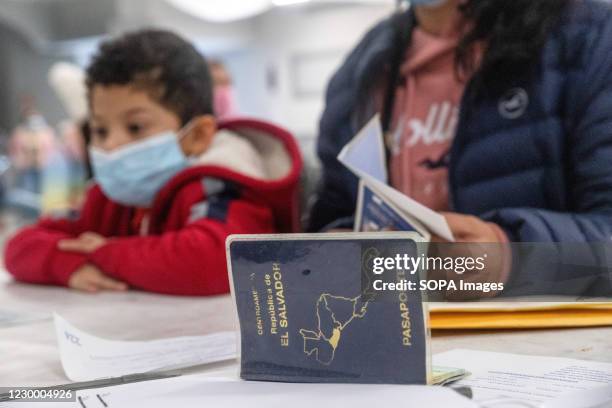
[{"left": 5, "top": 349, "right": 611, "bottom": 407}]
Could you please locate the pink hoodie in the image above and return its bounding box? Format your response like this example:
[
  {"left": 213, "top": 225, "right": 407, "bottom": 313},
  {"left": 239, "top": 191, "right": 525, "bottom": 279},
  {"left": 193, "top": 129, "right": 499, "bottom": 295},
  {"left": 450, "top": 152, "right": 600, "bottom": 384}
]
[
  {"left": 388, "top": 26, "right": 464, "bottom": 211},
  {"left": 388, "top": 24, "right": 510, "bottom": 284}
]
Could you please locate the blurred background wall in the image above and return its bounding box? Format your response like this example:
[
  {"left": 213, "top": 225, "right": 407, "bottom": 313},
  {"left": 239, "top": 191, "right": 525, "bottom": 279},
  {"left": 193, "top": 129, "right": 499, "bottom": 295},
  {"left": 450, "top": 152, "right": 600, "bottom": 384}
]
[{"left": 0, "top": 0, "right": 396, "bottom": 152}]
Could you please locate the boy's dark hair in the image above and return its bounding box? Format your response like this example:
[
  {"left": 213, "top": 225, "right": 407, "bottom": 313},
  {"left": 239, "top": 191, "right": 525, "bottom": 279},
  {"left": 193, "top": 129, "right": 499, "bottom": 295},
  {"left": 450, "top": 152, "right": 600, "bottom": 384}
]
[{"left": 86, "top": 29, "right": 213, "bottom": 124}]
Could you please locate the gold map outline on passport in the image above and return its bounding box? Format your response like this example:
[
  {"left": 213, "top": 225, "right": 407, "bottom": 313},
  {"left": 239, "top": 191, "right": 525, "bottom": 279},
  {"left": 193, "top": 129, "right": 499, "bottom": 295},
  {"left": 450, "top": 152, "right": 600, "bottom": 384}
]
[
  {"left": 298, "top": 247, "right": 379, "bottom": 365},
  {"left": 298, "top": 294, "right": 369, "bottom": 365}
]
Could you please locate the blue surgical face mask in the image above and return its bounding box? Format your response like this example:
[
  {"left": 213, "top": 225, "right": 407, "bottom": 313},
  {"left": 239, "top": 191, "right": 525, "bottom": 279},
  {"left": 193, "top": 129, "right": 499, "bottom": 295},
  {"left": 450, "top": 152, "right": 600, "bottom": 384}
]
[
  {"left": 89, "top": 125, "right": 192, "bottom": 207},
  {"left": 409, "top": 0, "right": 447, "bottom": 7}
]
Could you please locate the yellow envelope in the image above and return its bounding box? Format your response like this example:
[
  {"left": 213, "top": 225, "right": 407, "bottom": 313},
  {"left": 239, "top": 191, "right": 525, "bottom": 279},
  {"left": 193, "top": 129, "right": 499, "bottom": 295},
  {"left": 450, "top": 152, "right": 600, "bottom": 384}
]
[{"left": 428, "top": 301, "right": 612, "bottom": 330}]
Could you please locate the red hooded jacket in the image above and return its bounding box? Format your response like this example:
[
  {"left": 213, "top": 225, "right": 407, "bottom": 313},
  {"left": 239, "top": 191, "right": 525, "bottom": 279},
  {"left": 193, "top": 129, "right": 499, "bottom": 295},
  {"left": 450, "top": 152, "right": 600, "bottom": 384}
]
[{"left": 4, "top": 119, "right": 302, "bottom": 295}]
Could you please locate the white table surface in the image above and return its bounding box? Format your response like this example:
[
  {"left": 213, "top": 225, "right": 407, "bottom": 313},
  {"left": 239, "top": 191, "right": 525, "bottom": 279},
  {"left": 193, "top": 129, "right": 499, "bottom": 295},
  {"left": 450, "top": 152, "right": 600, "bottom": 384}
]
[{"left": 1, "top": 271, "right": 611, "bottom": 388}]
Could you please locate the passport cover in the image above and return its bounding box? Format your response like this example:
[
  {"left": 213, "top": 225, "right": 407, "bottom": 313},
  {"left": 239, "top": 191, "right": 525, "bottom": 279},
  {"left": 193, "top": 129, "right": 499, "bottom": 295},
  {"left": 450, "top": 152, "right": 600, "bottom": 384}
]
[
  {"left": 355, "top": 181, "right": 429, "bottom": 239},
  {"left": 227, "top": 233, "right": 430, "bottom": 384}
]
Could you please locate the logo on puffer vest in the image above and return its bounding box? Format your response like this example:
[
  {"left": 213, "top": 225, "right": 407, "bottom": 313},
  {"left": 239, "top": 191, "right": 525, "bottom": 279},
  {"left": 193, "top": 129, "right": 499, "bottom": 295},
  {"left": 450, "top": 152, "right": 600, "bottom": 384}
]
[{"left": 499, "top": 88, "right": 529, "bottom": 119}]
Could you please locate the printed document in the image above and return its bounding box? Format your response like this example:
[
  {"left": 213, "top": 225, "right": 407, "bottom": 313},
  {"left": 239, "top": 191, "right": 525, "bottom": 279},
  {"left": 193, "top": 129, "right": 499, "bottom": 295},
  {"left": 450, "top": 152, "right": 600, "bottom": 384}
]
[
  {"left": 434, "top": 349, "right": 612, "bottom": 406},
  {"left": 54, "top": 314, "right": 237, "bottom": 381}
]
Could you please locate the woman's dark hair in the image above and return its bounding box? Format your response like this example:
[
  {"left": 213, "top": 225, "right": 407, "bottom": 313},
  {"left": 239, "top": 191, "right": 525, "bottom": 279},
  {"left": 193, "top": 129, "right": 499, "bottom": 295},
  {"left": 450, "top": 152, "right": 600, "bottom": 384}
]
[
  {"left": 456, "top": 0, "right": 571, "bottom": 92},
  {"left": 377, "top": 0, "right": 571, "bottom": 131},
  {"left": 86, "top": 29, "right": 213, "bottom": 124}
]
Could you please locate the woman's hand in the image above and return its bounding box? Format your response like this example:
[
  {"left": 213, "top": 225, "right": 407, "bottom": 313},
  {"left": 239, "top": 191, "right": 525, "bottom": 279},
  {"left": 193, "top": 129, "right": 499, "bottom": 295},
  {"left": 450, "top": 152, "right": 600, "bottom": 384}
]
[
  {"left": 430, "top": 212, "right": 511, "bottom": 300},
  {"left": 439, "top": 212, "right": 503, "bottom": 243}
]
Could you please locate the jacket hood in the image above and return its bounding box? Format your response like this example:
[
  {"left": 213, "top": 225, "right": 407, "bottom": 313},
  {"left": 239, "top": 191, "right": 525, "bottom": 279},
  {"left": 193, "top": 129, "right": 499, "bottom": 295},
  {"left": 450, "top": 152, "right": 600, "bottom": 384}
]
[
  {"left": 193, "top": 129, "right": 267, "bottom": 179},
  {"left": 151, "top": 118, "right": 303, "bottom": 232}
]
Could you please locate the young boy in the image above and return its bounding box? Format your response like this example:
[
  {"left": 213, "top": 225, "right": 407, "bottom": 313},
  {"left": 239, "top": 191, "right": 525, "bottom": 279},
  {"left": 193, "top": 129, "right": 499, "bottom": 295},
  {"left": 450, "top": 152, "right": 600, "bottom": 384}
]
[{"left": 5, "top": 30, "right": 302, "bottom": 296}]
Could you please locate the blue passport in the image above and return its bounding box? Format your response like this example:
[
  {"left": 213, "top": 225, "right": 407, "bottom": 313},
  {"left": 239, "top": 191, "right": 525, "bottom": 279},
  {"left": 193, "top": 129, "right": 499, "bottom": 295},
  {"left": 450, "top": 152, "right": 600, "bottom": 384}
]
[
  {"left": 355, "top": 181, "right": 430, "bottom": 239},
  {"left": 227, "top": 233, "right": 430, "bottom": 384}
]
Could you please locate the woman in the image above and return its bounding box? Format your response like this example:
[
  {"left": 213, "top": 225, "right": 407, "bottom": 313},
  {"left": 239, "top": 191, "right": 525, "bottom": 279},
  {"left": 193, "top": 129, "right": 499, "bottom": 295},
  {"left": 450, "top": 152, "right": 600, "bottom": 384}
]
[{"left": 310, "top": 0, "right": 612, "bottom": 295}]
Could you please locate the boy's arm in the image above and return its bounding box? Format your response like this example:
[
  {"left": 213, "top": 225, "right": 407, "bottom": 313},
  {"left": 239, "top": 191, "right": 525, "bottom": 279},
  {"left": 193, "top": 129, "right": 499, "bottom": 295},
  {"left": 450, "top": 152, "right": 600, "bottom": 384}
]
[
  {"left": 87, "top": 199, "right": 274, "bottom": 296},
  {"left": 4, "top": 188, "right": 100, "bottom": 286},
  {"left": 4, "top": 226, "right": 90, "bottom": 285}
]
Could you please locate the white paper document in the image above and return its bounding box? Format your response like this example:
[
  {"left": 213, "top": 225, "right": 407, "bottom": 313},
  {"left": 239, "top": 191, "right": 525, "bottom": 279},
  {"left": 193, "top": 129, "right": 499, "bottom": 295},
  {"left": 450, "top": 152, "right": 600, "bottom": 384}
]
[
  {"left": 434, "top": 349, "right": 612, "bottom": 407},
  {"left": 54, "top": 314, "right": 237, "bottom": 381},
  {"left": 337, "top": 114, "right": 389, "bottom": 184},
  {"left": 542, "top": 384, "right": 612, "bottom": 408},
  {"left": 338, "top": 114, "right": 454, "bottom": 241},
  {"left": 0, "top": 376, "right": 477, "bottom": 408}
]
